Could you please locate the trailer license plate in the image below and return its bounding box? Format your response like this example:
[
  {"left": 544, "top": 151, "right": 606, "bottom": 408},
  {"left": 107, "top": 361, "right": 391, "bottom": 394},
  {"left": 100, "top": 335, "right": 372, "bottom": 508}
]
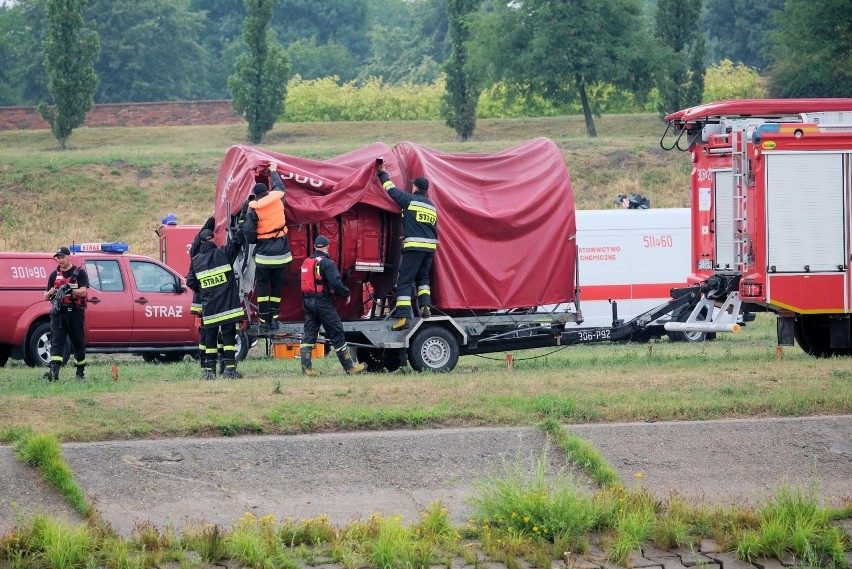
[{"left": 697, "top": 259, "right": 713, "bottom": 270}]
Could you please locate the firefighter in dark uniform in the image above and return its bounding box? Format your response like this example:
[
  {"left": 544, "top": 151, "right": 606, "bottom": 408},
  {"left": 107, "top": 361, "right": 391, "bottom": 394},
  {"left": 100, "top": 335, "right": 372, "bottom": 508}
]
[
  {"left": 242, "top": 161, "right": 292, "bottom": 333},
  {"left": 377, "top": 164, "right": 438, "bottom": 330},
  {"left": 43, "top": 246, "right": 89, "bottom": 381},
  {"left": 186, "top": 228, "right": 245, "bottom": 379},
  {"left": 187, "top": 218, "right": 218, "bottom": 375},
  {"left": 299, "top": 235, "right": 366, "bottom": 376}
]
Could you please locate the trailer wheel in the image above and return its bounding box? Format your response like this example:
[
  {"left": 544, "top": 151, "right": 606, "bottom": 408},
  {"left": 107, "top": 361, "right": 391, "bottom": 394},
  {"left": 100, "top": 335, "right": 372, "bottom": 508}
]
[
  {"left": 794, "top": 315, "right": 835, "bottom": 358},
  {"left": 0, "top": 344, "right": 10, "bottom": 367},
  {"left": 667, "top": 307, "right": 708, "bottom": 343},
  {"left": 25, "top": 321, "right": 70, "bottom": 367},
  {"left": 234, "top": 330, "right": 251, "bottom": 362},
  {"left": 408, "top": 326, "right": 459, "bottom": 373},
  {"left": 357, "top": 348, "right": 402, "bottom": 373}
]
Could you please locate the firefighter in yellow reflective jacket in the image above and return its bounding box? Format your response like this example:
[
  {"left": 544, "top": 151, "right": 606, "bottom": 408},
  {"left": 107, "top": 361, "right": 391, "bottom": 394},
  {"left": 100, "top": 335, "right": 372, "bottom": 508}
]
[
  {"left": 242, "top": 161, "right": 293, "bottom": 332},
  {"left": 377, "top": 164, "right": 438, "bottom": 330},
  {"left": 186, "top": 227, "right": 245, "bottom": 379}
]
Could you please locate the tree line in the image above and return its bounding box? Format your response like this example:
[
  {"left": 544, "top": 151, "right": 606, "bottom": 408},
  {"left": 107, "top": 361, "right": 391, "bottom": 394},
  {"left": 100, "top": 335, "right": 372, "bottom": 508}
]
[{"left": 1, "top": 0, "right": 848, "bottom": 147}]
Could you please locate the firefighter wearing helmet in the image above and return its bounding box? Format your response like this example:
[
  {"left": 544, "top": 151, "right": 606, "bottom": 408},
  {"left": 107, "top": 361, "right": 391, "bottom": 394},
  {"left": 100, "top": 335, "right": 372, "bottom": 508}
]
[
  {"left": 241, "top": 161, "right": 292, "bottom": 333},
  {"left": 377, "top": 163, "right": 438, "bottom": 330},
  {"left": 186, "top": 225, "right": 245, "bottom": 379},
  {"left": 43, "top": 246, "right": 89, "bottom": 381},
  {"left": 299, "top": 235, "right": 366, "bottom": 376}
]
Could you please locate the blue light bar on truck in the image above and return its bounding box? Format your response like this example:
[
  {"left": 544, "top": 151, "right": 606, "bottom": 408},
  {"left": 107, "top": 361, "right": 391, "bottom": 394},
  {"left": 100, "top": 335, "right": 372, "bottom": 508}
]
[{"left": 70, "top": 242, "right": 129, "bottom": 254}]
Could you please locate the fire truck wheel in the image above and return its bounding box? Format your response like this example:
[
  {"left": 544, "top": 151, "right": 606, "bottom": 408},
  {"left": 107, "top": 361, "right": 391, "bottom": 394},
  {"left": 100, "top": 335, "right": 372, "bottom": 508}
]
[
  {"left": 357, "top": 348, "right": 402, "bottom": 373},
  {"left": 408, "top": 326, "right": 459, "bottom": 373},
  {"left": 0, "top": 344, "right": 10, "bottom": 367},
  {"left": 794, "top": 315, "right": 836, "bottom": 358},
  {"left": 25, "top": 321, "right": 70, "bottom": 367}
]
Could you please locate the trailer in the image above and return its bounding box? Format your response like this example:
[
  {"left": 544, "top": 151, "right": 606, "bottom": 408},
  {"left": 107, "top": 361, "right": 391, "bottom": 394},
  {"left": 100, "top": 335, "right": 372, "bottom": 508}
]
[
  {"left": 202, "top": 139, "right": 718, "bottom": 372},
  {"left": 660, "top": 98, "right": 852, "bottom": 356}
]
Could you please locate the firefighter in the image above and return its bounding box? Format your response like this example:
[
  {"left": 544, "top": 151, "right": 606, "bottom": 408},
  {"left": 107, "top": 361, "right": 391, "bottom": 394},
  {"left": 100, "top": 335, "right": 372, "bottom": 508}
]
[
  {"left": 186, "top": 227, "right": 245, "bottom": 380},
  {"left": 43, "top": 246, "right": 89, "bottom": 381},
  {"left": 187, "top": 218, "right": 223, "bottom": 376},
  {"left": 299, "top": 235, "right": 366, "bottom": 376},
  {"left": 377, "top": 164, "right": 438, "bottom": 330},
  {"left": 241, "top": 161, "right": 292, "bottom": 333}
]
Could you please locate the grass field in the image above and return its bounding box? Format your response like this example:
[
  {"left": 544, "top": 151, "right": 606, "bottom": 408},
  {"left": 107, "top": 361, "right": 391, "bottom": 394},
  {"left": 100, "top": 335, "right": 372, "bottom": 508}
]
[
  {"left": 2, "top": 314, "right": 850, "bottom": 443},
  {"left": 1, "top": 115, "right": 850, "bottom": 569},
  {"left": 0, "top": 114, "right": 689, "bottom": 258}
]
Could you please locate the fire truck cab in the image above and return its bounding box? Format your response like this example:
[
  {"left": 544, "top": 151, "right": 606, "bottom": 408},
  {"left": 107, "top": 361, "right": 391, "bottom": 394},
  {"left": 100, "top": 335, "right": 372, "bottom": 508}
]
[{"left": 661, "top": 98, "right": 852, "bottom": 356}]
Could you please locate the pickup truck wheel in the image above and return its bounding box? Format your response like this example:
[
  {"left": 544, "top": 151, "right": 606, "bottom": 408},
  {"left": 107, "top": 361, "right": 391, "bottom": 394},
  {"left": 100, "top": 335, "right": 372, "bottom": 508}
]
[
  {"left": 408, "top": 326, "right": 459, "bottom": 373},
  {"left": 0, "top": 344, "right": 10, "bottom": 367},
  {"left": 25, "top": 321, "right": 70, "bottom": 367},
  {"left": 142, "top": 353, "right": 186, "bottom": 364}
]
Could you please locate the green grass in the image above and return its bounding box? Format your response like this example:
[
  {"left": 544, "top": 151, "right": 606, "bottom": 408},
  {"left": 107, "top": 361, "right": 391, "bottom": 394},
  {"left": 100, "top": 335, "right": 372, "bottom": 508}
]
[
  {"left": 3, "top": 439, "right": 849, "bottom": 568},
  {"left": 0, "top": 114, "right": 682, "bottom": 256},
  {"left": 10, "top": 430, "right": 90, "bottom": 517},
  {"left": 2, "top": 315, "right": 851, "bottom": 442}
]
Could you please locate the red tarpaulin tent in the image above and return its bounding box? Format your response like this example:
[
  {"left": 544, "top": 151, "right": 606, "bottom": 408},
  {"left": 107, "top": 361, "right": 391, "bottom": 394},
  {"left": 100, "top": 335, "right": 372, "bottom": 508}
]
[{"left": 213, "top": 137, "right": 575, "bottom": 320}]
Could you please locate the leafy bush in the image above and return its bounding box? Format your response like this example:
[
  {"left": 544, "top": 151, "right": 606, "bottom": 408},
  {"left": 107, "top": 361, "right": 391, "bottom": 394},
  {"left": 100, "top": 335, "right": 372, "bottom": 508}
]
[{"left": 703, "top": 59, "right": 767, "bottom": 102}]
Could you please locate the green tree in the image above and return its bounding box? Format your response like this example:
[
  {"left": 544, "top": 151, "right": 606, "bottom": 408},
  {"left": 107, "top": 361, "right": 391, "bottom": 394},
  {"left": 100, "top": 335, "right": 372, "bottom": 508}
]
[
  {"left": 467, "top": 0, "right": 656, "bottom": 137},
  {"left": 0, "top": 6, "right": 23, "bottom": 105},
  {"left": 273, "top": 0, "right": 370, "bottom": 63},
  {"left": 85, "top": 0, "right": 206, "bottom": 102},
  {"left": 190, "top": 0, "right": 246, "bottom": 98},
  {"left": 37, "top": 0, "right": 99, "bottom": 150},
  {"left": 701, "top": 0, "right": 784, "bottom": 71},
  {"left": 655, "top": 0, "right": 705, "bottom": 117},
  {"left": 287, "top": 37, "right": 359, "bottom": 82},
  {"left": 766, "top": 0, "right": 852, "bottom": 98},
  {"left": 361, "top": 0, "right": 449, "bottom": 85},
  {"left": 228, "top": 0, "right": 291, "bottom": 144},
  {"left": 0, "top": 0, "right": 50, "bottom": 106},
  {"left": 441, "top": 0, "right": 481, "bottom": 140},
  {"left": 703, "top": 59, "right": 766, "bottom": 102}
]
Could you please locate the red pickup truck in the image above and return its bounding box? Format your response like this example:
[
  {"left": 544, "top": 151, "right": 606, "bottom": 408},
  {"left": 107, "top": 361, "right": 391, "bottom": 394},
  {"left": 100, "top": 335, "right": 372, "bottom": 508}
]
[{"left": 0, "top": 243, "right": 205, "bottom": 367}]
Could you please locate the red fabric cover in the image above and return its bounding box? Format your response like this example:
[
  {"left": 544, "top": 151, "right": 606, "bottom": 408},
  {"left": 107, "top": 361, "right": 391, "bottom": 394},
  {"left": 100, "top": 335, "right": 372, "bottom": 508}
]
[
  {"left": 213, "top": 142, "right": 401, "bottom": 236},
  {"left": 392, "top": 138, "right": 576, "bottom": 309},
  {"left": 213, "top": 137, "right": 576, "bottom": 312}
]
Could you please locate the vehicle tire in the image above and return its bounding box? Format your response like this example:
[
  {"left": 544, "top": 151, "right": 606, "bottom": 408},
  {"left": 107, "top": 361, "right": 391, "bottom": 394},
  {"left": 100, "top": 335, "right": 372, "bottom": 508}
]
[
  {"left": 794, "top": 315, "right": 839, "bottom": 358},
  {"left": 235, "top": 330, "right": 250, "bottom": 362},
  {"left": 0, "top": 344, "right": 10, "bottom": 367},
  {"left": 408, "top": 326, "right": 459, "bottom": 373},
  {"left": 357, "top": 348, "right": 402, "bottom": 373},
  {"left": 25, "top": 321, "right": 69, "bottom": 367},
  {"left": 667, "top": 306, "right": 708, "bottom": 343},
  {"left": 142, "top": 353, "right": 186, "bottom": 364}
]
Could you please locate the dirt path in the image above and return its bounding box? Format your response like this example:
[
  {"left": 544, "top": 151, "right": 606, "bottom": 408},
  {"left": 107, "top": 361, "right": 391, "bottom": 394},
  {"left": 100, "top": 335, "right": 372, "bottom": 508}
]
[{"left": 1, "top": 416, "right": 850, "bottom": 537}]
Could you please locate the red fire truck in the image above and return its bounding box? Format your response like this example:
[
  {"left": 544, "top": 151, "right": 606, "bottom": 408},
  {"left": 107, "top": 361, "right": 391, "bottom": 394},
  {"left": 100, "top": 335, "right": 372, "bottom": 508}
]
[{"left": 661, "top": 98, "right": 852, "bottom": 356}]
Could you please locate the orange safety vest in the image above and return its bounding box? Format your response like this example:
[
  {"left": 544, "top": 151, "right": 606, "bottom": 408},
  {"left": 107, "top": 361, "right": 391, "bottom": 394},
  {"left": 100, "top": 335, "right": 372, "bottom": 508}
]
[{"left": 249, "top": 190, "right": 287, "bottom": 239}]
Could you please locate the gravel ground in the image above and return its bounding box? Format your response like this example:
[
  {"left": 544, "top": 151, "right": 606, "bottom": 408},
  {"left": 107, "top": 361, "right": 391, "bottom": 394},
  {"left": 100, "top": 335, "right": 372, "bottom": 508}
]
[{"left": 1, "top": 416, "right": 850, "bottom": 537}]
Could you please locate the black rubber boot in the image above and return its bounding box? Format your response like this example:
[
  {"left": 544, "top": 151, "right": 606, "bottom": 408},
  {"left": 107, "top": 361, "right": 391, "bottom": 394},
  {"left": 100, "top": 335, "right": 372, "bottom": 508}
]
[
  {"left": 337, "top": 349, "right": 365, "bottom": 375},
  {"left": 43, "top": 361, "right": 60, "bottom": 381},
  {"left": 301, "top": 347, "right": 320, "bottom": 376},
  {"left": 75, "top": 364, "right": 85, "bottom": 379}
]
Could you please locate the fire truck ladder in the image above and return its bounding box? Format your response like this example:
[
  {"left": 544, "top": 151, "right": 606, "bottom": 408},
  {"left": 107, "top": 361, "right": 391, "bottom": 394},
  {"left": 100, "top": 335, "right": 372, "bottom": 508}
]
[{"left": 730, "top": 127, "right": 751, "bottom": 274}]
